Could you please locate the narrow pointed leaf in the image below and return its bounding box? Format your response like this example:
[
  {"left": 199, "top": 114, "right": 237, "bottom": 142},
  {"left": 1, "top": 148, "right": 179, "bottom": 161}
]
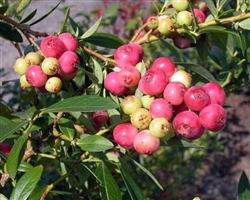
[
  {"left": 20, "top": 9, "right": 37, "bottom": 24},
  {"left": 58, "top": 118, "right": 75, "bottom": 140},
  {"left": 41, "top": 96, "right": 119, "bottom": 114},
  {"left": 11, "top": 106, "right": 37, "bottom": 120},
  {"left": 59, "top": 7, "right": 70, "bottom": 34},
  {"left": 85, "top": 32, "right": 124, "bottom": 49},
  {"left": 6, "top": 133, "right": 29, "bottom": 180},
  {"left": 81, "top": 17, "right": 102, "bottom": 39},
  {"left": 239, "top": 18, "right": 250, "bottom": 30},
  {"left": 0, "top": 120, "right": 28, "bottom": 142},
  {"left": 0, "top": 22, "right": 23, "bottom": 42},
  {"left": 206, "top": 0, "right": 217, "bottom": 17},
  {"left": 0, "top": 102, "right": 13, "bottom": 118},
  {"left": 69, "top": 16, "right": 83, "bottom": 37},
  {"left": 0, "top": 116, "right": 13, "bottom": 126},
  {"left": 29, "top": 2, "right": 60, "bottom": 26},
  {"left": 14, "top": 0, "right": 32, "bottom": 22},
  {"left": 9, "top": 165, "right": 43, "bottom": 200},
  {"left": 0, "top": 5, "right": 8, "bottom": 14},
  {"left": 238, "top": 171, "right": 250, "bottom": 200},
  {"left": 95, "top": 162, "right": 121, "bottom": 200},
  {"left": 76, "top": 135, "right": 113, "bottom": 152}
]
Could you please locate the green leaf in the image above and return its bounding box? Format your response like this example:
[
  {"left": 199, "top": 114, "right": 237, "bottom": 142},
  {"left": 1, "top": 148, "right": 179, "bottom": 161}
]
[
  {"left": 69, "top": 16, "right": 83, "bottom": 37},
  {"left": 0, "top": 194, "right": 8, "bottom": 200},
  {"left": 197, "top": 26, "right": 226, "bottom": 34},
  {"left": 0, "top": 120, "right": 28, "bottom": 142},
  {"left": 196, "top": 34, "right": 211, "bottom": 60},
  {"left": 237, "top": 171, "right": 250, "bottom": 200},
  {"left": 41, "top": 95, "right": 119, "bottom": 114},
  {"left": 174, "top": 62, "right": 216, "bottom": 82},
  {"left": 217, "top": 0, "right": 230, "bottom": 11},
  {"left": 212, "top": 32, "right": 235, "bottom": 57},
  {"left": 165, "top": 136, "right": 205, "bottom": 148},
  {"left": 20, "top": 9, "right": 37, "bottom": 24},
  {"left": 81, "top": 16, "right": 102, "bottom": 39},
  {"left": 206, "top": 0, "right": 217, "bottom": 17},
  {"left": 76, "top": 135, "right": 114, "bottom": 152},
  {"left": 30, "top": 116, "right": 54, "bottom": 131},
  {"left": 59, "top": 7, "right": 70, "bottom": 34},
  {"left": 117, "top": 160, "right": 146, "bottom": 200},
  {"left": 0, "top": 5, "right": 8, "bottom": 14},
  {"left": 14, "top": 0, "right": 32, "bottom": 22},
  {"left": 0, "top": 22, "right": 23, "bottom": 42},
  {"left": 85, "top": 32, "right": 124, "bottom": 49},
  {"left": 77, "top": 67, "right": 99, "bottom": 84},
  {"left": 58, "top": 118, "right": 75, "bottom": 140},
  {"left": 0, "top": 116, "right": 13, "bottom": 126},
  {"left": 95, "top": 162, "right": 121, "bottom": 200},
  {"left": 6, "top": 133, "right": 29, "bottom": 180},
  {"left": 9, "top": 165, "right": 43, "bottom": 200},
  {"left": 128, "top": 155, "right": 163, "bottom": 191},
  {"left": 11, "top": 106, "right": 37, "bottom": 120},
  {"left": 18, "top": 162, "right": 33, "bottom": 172},
  {"left": 70, "top": 112, "right": 96, "bottom": 134},
  {"left": 239, "top": 18, "right": 250, "bottom": 30},
  {"left": 29, "top": 185, "right": 46, "bottom": 200},
  {"left": 92, "top": 57, "right": 104, "bottom": 94},
  {"left": 160, "top": 39, "right": 182, "bottom": 61},
  {"left": 29, "top": 2, "right": 60, "bottom": 26}
]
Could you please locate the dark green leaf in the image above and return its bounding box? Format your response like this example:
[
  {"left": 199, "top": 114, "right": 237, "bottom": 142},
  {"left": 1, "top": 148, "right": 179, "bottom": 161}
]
[
  {"left": 77, "top": 135, "right": 113, "bottom": 152},
  {"left": 11, "top": 106, "right": 37, "bottom": 120},
  {"left": 0, "top": 116, "right": 13, "bottom": 126},
  {"left": 29, "top": 2, "right": 60, "bottom": 26},
  {"left": 14, "top": 0, "right": 32, "bottom": 22},
  {"left": 206, "top": 0, "right": 217, "bottom": 17},
  {"left": 18, "top": 162, "right": 33, "bottom": 172},
  {"left": 239, "top": 18, "right": 250, "bottom": 30},
  {"left": 95, "top": 162, "right": 121, "bottom": 200},
  {"left": 0, "top": 120, "right": 28, "bottom": 142},
  {"left": 217, "top": 0, "right": 230, "bottom": 11},
  {"left": 92, "top": 57, "right": 104, "bottom": 94},
  {"left": 69, "top": 16, "right": 84, "bottom": 37},
  {"left": 197, "top": 26, "right": 226, "bottom": 34},
  {"left": 41, "top": 95, "right": 119, "bottom": 114},
  {"left": 174, "top": 62, "right": 216, "bottom": 82},
  {"left": 6, "top": 133, "right": 29, "bottom": 180},
  {"left": 165, "top": 136, "right": 205, "bottom": 148},
  {"left": 9, "top": 165, "right": 43, "bottom": 200},
  {"left": 58, "top": 118, "right": 75, "bottom": 140},
  {"left": 30, "top": 116, "right": 54, "bottom": 131},
  {"left": 0, "top": 102, "right": 13, "bottom": 118},
  {"left": 29, "top": 185, "right": 46, "bottom": 200},
  {"left": 85, "top": 32, "right": 124, "bottom": 49},
  {"left": 212, "top": 32, "right": 235, "bottom": 57},
  {"left": 0, "top": 22, "right": 23, "bottom": 42},
  {"left": 77, "top": 67, "right": 99, "bottom": 84},
  {"left": 196, "top": 34, "right": 212, "bottom": 60},
  {"left": 20, "top": 9, "right": 37, "bottom": 24},
  {"left": 238, "top": 171, "right": 250, "bottom": 200},
  {"left": 0, "top": 5, "right": 8, "bottom": 14},
  {"left": 81, "top": 16, "right": 102, "bottom": 39},
  {"left": 59, "top": 7, "right": 70, "bottom": 34},
  {"left": 70, "top": 112, "right": 96, "bottom": 134},
  {"left": 117, "top": 160, "right": 146, "bottom": 200}
]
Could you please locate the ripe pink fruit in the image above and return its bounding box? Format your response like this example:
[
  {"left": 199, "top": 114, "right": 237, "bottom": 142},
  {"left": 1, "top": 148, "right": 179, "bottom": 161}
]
[
  {"left": 141, "top": 68, "right": 168, "bottom": 95},
  {"left": 113, "top": 123, "right": 138, "bottom": 149},
  {"left": 138, "top": 78, "right": 148, "bottom": 95},
  {"left": 0, "top": 143, "right": 12, "bottom": 156},
  {"left": 104, "top": 72, "right": 127, "bottom": 96},
  {"left": 118, "top": 65, "right": 141, "bottom": 88},
  {"left": 163, "top": 82, "right": 187, "bottom": 105},
  {"left": 172, "top": 36, "right": 192, "bottom": 49},
  {"left": 25, "top": 65, "right": 48, "bottom": 87},
  {"left": 184, "top": 85, "right": 210, "bottom": 111},
  {"left": 58, "top": 51, "right": 80, "bottom": 74},
  {"left": 40, "top": 35, "right": 66, "bottom": 58},
  {"left": 58, "top": 33, "right": 78, "bottom": 52},
  {"left": 203, "top": 82, "right": 226, "bottom": 106},
  {"left": 133, "top": 130, "right": 160, "bottom": 154},
  {"left": 114, "top": 43, "right": 144, "bottom": 68},
  {"left": 173, "top": 111, "right": 204, "bottom": 139},
  {"left": 151, "top": 57, "right": 176, "bottom": 77},
  {"left": 149, "top": 98, "right": 173, "bottom": 120},
  {"left": 199, "top": 104, "right": 227, "bottom": 132},
  {"left": 192, "top": 8, "right": 206, "bottom": 23},
  {"left": 173, "top": 103, "right": 188, "bottom": 116},
  {"left": 92, "top": 110, "right": 109, "bottom": 126}
]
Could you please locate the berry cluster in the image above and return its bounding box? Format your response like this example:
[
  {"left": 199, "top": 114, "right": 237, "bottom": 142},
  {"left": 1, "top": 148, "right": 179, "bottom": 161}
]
[
  {"left": 13, "top": 33, "right": 79, "bottom": 93},
  {"left": 142, "top": 0, "right": 210, "bottom": 49},
  {"left": 105, "top": 41, "right": 226, "bottom": 155}
]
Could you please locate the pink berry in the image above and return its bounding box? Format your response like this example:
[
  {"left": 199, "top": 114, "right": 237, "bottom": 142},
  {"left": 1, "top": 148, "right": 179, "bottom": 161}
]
[
  {"left": 0, "top": 143, "right": 12, "bottom": 156},
  {"left": 192, "top": 8, "right": 206, "bottom": 23},
  {"left": 172, "top": 36, "right": 192, "bottom": 49},
  {"left": 104, "top": 72, "right": 127, "bottom": 96},
  {"left": 141, "top": 68, "right": 168, "bottom": 95},
  {"left": 151, "top": 57, "right": 176, "bottom": 77},
  {"left": 149, "top": 98, "right": 173, "bottom": 121},
  {"left": 58, "top": 51, "right": 80, "bottom": 74},
  {"left": 199, "top": 104, "right": 227, "bottom": 132},
  {"left": 184, "top": 85, "right": 210, "bottom": 111},
  {"left": 173, "top": 111, "right": 204, "bottom": 139},
  {"left": 92, "top": 110, "right": 109, "bottom": 126},
  {"left": 118, "top": 65, "right": 141, "bottom": 88},
  {"left": 113, "top": 123, "right": 138, "bottom": 149},
  {"left": 133, "top": 130, "right": 160, "bottom": 154},
  {"left": 25, "top": 65, "right": 48, "bottom": 87},
  {"left": 58, "top": 33, "right": 78, "bottom": 52},
  {"left": 173, "top": 103, "right": 189, "bottom": 116},
  {"left": 114, "top": 43, "right": 144, "bottom": 68},
  {"left": 163, "top": 82, "right": 187, "bottom": 105},
  {"left": 40, "top": 35, "right": 66, "bottom": 58},
  {"left": 203, "top": 82, "right": 226, "bottom": 106}
]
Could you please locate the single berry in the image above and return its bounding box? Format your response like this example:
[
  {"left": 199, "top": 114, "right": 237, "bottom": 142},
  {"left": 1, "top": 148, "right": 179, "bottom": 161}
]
[
  {"left": 172, "top": 36, "right": 192, "bottom": 49},
  {"left": 141, "top": 95, "right": 155, "bottom": 109},
  {"left": 20, "top": 74, "right": 32, "bottom": 90},
  {"left": 171, "top": 0, "right": 189, "bottom": 11},
  {"left": 130, "top": 108, "right": 152, "bottom": 129},
  {"left": 192, "top": 8, "right": 206, "bottom": 23},
  {"left": 113, "top": 123, "right": 138, "bottom": 149},
  {"left": 133, "top": 130, "right": 160, "bottom": 154},
  {"left": 199, "top": 104, "right": 226, "bottom": 132},
  {"left": 41, "top": 57, "right": 60, "bottom": 75},
  {"left": 0, "top": 143, "right": 12, "bottom": 156},
  {"left": 58, "top": 51, "right": 80, "bottom": 74},
  {"left": 92, "top": 110, "right": 109, "bottom": 126},
  {"left": 177, "top": 10, "right": 193, "bottom": 26},
  {"left": 25, "top": 52, "right": 42, "bottom": 66},
  {"left": 146, "top": 16, "right": 159, "bottom": 29},
  {"left": 14, "top": 57, "right": 29, "bottom": 75},
  {"left": 173, "top": 111, "right": 204, "bottom": 139},
  {"left": 170, "top": 70, "right": 192, "bottom": 88},
  {"left": 203, "top": 82, "right": 226, "bottom": 106},
  {"left": 58, "top": 33, "right": 78, "bottom": 52},
  {"left": 25, "top": 65, "right": 48, "bottom": 87},
  {"left": 157, "top": 17, "right": 175, "bottom": 36},
  {"left": 163, "top": 82, "right": 187, "bottom": 105},
  {"left": 149, "top": 98, "right": 173, "bottom": 121},
  {"left": 118, "top": 65, "right": 141, "bottom": 88},
  {"left": 121, "top": 95, "right": 142, "bottom": 115},
  {"left": 151, "top": 57, "right": 176, "bottom": 77},
  {"left": 149, "top": 117, "right": 173, "bottom": 139},
  {"left": 45, "top": 76, "right": 62, "bottom": 93},
  {"left": 104, "top": 72, "right": 127, "bottom": 96}
]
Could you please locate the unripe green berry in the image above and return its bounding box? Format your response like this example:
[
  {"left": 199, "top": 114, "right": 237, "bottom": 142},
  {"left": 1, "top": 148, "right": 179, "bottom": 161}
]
[
  {"left": 45, "top": 77, "right": 62, "bottom": 93},
  {"left": 177, "top": 10, "right": 193, "bottom": 26},
  {"left": 158, "top": 17, "right": 175, "bottom": 36},
  {"left": 141, "top": 95, "right": 155, "bottom": 109},
  {"left": 171, "top": 0, "right": 189, "bottom": 11},
  {"left": 25, "top": 52, "right": 42, "bottom": 66},
  {"left": 149, "top": 118, "right": 174, "bottom": 139},
  {"left": 121, "top": 95, "right": 142, "bottom": 115},
  {"left": 20, "top": 74, "right": 32, "bottom": 90},
  {"left": 42, "top": 57, "right": 60, "bottom": 75},
  {"left": 146, "top": 16, "right": 159, "bottom": 29},
  {"left": 14, "top": 57, "right": 29, "bottom": 75}
]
